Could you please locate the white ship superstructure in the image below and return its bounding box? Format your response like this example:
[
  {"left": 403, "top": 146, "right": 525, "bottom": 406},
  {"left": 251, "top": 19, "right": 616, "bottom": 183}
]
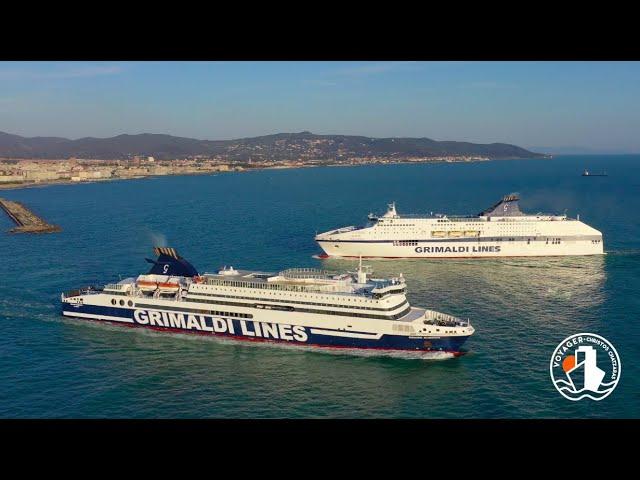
[
  {"left": 315, "top": 194, "right": 604, "bottom": 258},
  {"left": 61, "top": 247, "right": 474, "bottom": 354}
]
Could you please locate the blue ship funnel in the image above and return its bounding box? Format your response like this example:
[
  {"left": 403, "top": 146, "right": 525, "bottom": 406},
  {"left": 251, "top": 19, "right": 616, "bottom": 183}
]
[
  {"left": 479, "top": 193, "right": 523, "bottom": 217},
  {"left": 145, "top": 247, "right": 199, "bottom": 277}
]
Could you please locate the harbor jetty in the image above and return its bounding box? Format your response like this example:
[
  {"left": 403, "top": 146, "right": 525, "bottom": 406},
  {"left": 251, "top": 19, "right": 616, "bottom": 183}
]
[{"left": 0, "top": 198, "right": 61, "bottom": 233}]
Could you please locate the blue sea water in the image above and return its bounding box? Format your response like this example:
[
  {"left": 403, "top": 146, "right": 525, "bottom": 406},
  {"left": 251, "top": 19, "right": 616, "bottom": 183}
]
[{"left": 0, "top": 155, "right": 639, "bottom": 418}]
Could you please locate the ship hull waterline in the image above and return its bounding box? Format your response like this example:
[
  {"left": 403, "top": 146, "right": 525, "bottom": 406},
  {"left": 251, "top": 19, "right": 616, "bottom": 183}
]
[
  {"left": 61, "top": 303, "right": 469, "bottom": 355},
  {"left": 317, "top": 239, "right": 604, "bottom": 259}
]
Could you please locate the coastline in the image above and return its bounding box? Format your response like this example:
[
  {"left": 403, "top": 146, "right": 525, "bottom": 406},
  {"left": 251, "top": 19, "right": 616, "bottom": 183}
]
[
  {"left": 0, "top": 176, "right": 147, "bottom": 191},
  {"left": 0, "top": 156, "right": 547, "bottom": 192}
]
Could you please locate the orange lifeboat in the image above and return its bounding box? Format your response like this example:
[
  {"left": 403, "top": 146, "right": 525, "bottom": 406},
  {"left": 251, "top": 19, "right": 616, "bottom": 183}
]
[
  {"left": 157, "top": 278, "right": 180, "bottom": 293},
  {"left": 137, "top": 279, "right": 158, "bottom": 292}
]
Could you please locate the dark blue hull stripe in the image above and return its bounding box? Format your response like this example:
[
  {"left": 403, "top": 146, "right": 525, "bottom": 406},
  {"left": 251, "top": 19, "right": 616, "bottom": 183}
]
[{"left": 61, "top": 304, "right": 470, "bottom": 352}]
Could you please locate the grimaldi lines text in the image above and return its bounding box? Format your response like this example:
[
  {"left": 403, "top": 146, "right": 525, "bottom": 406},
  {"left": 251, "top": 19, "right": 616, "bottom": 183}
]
[
  {"left": 61, "top": 247, "right": 474, "bottom": 354},
  {"left": 315, "top": 194, "right": 604, "bottom": 259}
]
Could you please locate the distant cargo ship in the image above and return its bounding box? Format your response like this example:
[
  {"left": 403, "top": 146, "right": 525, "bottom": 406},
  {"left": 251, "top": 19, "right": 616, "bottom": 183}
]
[
  {"left": 315, "top": 194, "right": 604, "bottom": 258},
  {"left": 582, "top": 169, "right": 608, "bottom": 177},
  {"left": 61, "top": 247, "right": 474, "bottom": 354}
]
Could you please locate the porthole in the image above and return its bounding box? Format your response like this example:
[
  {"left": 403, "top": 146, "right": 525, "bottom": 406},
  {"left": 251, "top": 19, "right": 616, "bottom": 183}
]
[
  {"left": 127, "top": 300, "right": 133, "bottom": 307},
  {"left": 119, "top": 300, "right": 125, "bottom": 306},
  {"left": 111, "top": 299, "right": 116, "bottom": 305}
]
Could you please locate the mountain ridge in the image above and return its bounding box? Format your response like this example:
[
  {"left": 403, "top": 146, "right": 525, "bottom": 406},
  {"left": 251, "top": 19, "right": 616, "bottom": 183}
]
[{"left": 0, "top": 130, "right": 545, "bottom": 161}]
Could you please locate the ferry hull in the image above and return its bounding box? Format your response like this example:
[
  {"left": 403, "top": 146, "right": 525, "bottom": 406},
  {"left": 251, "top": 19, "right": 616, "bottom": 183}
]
[
  {"left": 316, "top": 195, "right": 605, "bottom": 259},
  {"left": 61, "top": 303, "right": 470, "bottom": 353},
  {"left": 317, "top": 239, "right": 604, "bottom": 258}
]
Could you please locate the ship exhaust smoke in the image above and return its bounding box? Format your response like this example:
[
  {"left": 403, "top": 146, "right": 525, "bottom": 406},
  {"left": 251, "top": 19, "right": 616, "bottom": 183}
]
[{"left": 149, "top": 232, "right": 168, "bottom": 247}]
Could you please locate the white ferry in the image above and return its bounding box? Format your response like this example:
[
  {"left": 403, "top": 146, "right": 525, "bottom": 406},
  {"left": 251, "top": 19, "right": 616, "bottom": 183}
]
[
  {"left": 315, "top": 194, "right": 604, "bottom": 258},
  {"left": 61, "top": 247, "right": 474, "bottom": 354}
]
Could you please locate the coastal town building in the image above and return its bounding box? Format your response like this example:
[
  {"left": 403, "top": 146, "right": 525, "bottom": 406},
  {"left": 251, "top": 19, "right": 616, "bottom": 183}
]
[{"left": 0, "top": 154, "right": 489, "bottom": 189}]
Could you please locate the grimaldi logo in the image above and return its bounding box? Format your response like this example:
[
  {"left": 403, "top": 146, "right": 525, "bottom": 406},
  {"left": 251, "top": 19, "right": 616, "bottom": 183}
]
[
  {"left": 133, "top": 309, "right": 309, "bottom": 342},
  {"left": 550, "top": 333, "right": 621, "bottom": 401}
]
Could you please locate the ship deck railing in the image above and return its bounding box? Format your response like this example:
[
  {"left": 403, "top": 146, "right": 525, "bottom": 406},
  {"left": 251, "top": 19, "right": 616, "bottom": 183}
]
[
  {"left": 203, "top": 275, "right": 357, "bottom": 294},
  {"left": 423, "top": 309, "right": 469, "bottom": 326},
  {"left": 199, "top": 275, "right": 406, "bottom": 298},
  {"left": 62, "top": 285, "right": 102, "bottom": 298},
  {"left": 326, "top": 226, "right": 358, "bottom": 234},
  {"left": 370, "top": 278, "right": 405, "bottom": 290},
  {"left": 395, "top": 214, "right": 477, "bottom": 219},
  {"left": 279, "top": 268, "right": 335, "bottom": 280},
  {"left": 104, "top": 283, "right": 130, "bottom": 291}
]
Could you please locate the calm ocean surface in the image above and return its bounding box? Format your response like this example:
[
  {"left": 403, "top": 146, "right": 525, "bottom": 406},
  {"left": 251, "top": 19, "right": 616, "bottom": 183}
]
[{"left": 1, "top": 155, "right": 639, "bottom": 418}]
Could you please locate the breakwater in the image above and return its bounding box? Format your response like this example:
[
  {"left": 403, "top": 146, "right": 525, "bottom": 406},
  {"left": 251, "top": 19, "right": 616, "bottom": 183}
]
[{"left": 0, "top": 198, "right": 61, "bottom": 233}]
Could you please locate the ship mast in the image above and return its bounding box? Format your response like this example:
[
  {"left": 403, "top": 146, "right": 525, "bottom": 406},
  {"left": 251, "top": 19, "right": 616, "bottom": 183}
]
[
  {"left": 384, "top": 202, "right": 398, "bottom": 218},
  {"left": 357, "top": 255, "right": 368, "bottom": 284}
]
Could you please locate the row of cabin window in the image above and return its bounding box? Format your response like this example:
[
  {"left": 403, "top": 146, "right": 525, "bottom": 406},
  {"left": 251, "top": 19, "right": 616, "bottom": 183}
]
[
  {"left": 393, "top": 240, "right": 418, "bottom": 246},
  {"left": 203, "top": 280, "right": 314, "bottom": 292},
  {"left": 196, "top": 287, "right": 393, "bottom": 304},
  {"left": 108, "top": 297, "right": 254, "bottom": 319},
  {"left": 133, "top": 301, "right": 254, "bottom": 319},
  {"left": 187, "top": 291, "right": 406, "bottom": 311},
  {"left": 184, "top": 297, "right": 412, "bottom": 320},
  {"left": 111, "top": 298, "right": 134, "bottom": 307}
]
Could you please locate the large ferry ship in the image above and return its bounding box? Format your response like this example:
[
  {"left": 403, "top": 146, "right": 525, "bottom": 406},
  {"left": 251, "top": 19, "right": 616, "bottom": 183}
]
[
  {"left": 315, "top": 194, "right": 604, "bottom": 258},
  {"left": 61, "top": 247, "right": 474, "bottom": 354}
]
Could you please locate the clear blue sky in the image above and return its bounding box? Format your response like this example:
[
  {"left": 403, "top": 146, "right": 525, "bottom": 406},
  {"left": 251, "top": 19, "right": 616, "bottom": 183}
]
[{"left": 1, "top": 61, "right": 639, "bottom": 151}]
